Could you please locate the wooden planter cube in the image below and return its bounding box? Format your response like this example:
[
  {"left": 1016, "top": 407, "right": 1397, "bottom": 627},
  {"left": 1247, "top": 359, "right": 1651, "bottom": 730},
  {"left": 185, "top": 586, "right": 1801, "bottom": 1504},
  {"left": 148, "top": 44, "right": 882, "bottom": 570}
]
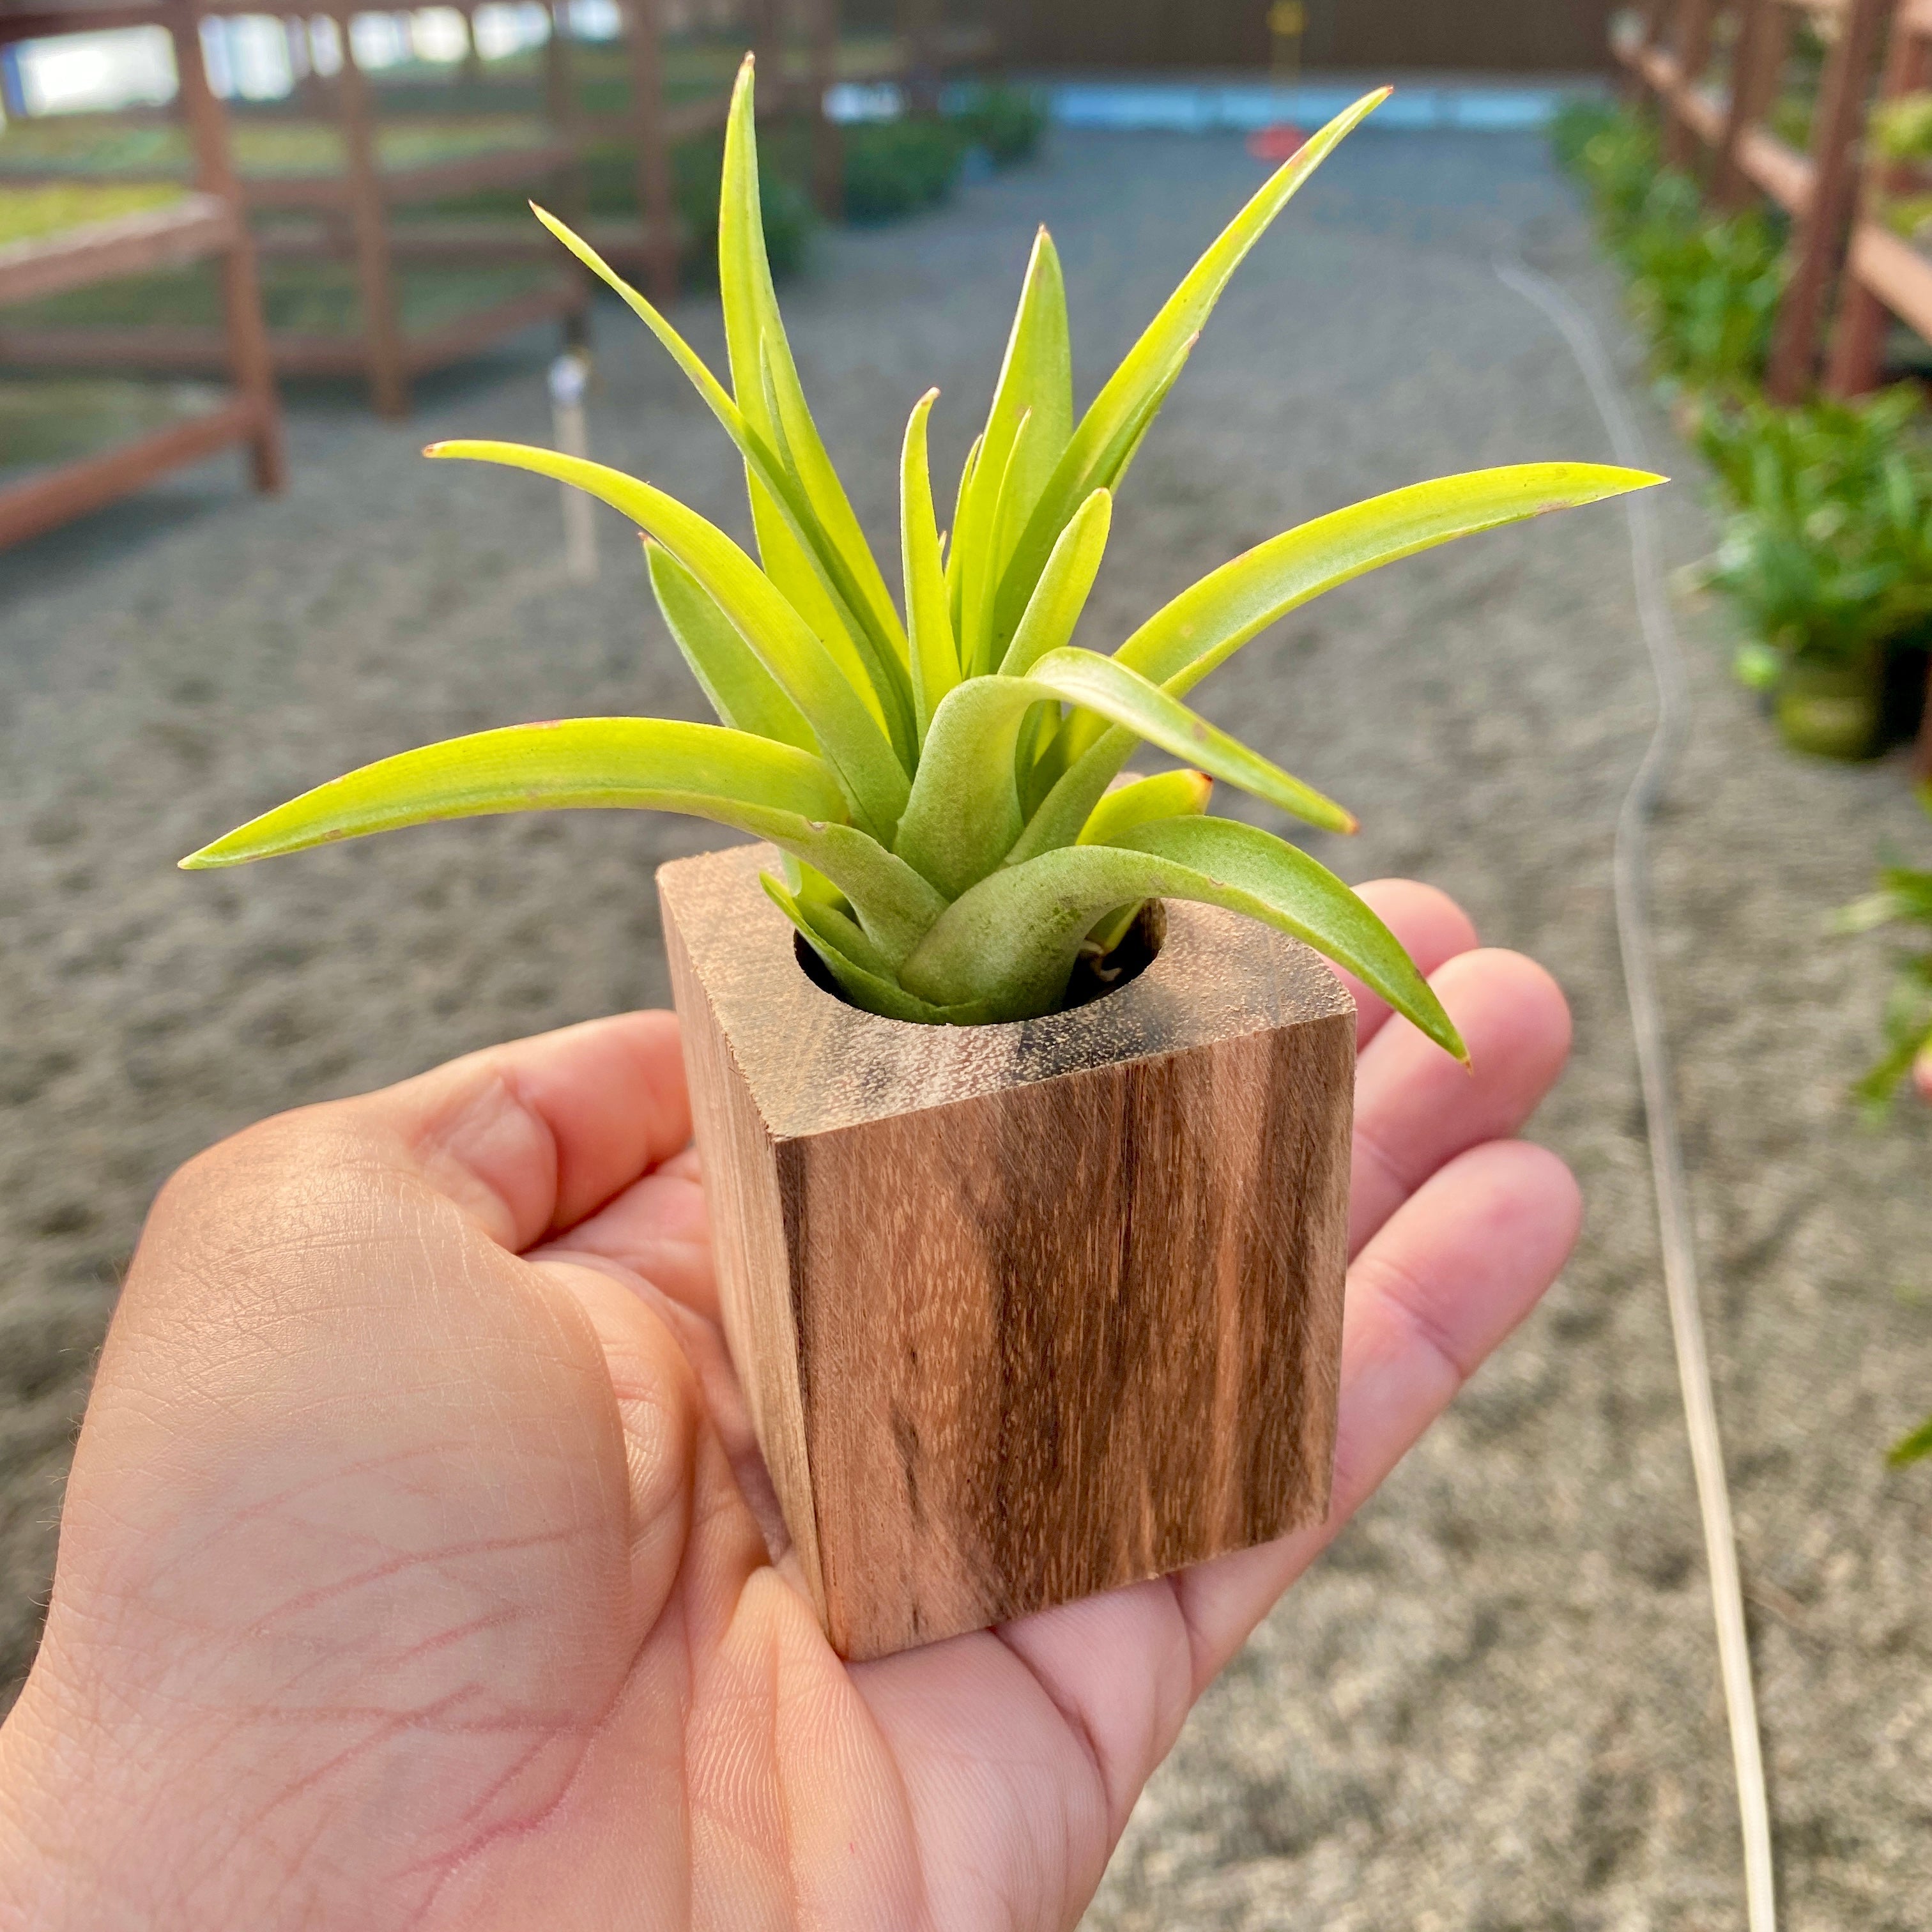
[{"left": 658, "top": 840, "right": 1354, "bottom": 1660}]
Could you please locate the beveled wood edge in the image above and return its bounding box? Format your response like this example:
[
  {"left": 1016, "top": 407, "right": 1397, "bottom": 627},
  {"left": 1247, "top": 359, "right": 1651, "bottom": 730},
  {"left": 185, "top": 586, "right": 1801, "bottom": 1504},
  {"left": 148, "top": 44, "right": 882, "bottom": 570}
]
[{"left": 655, "top": 841, "right": 1356, "bottom": 1142}]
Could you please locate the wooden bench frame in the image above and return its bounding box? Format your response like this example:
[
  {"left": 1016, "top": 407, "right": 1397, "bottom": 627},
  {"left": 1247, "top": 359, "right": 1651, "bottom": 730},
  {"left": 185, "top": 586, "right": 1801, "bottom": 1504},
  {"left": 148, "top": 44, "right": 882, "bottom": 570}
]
[{"left": 0, "top": 0, "right": 284, "bottom": 548}]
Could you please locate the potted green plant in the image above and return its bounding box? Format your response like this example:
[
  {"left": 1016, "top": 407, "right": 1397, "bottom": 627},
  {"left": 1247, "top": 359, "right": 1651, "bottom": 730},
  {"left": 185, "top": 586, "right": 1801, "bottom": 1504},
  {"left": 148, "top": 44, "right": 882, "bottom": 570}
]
[
  {"left": 1698, "top": 390, "right": 1932, "bottom": 759},
  {"left": 183, "top": 64, "right": 1654, "bottom": 1659}
]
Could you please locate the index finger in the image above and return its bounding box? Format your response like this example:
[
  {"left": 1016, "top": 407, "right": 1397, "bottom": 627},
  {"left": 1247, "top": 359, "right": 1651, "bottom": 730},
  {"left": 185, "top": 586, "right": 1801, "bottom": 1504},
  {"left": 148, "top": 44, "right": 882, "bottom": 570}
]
[{"left": 350, "top": 1008, "right": 692, "bottom": 1252}]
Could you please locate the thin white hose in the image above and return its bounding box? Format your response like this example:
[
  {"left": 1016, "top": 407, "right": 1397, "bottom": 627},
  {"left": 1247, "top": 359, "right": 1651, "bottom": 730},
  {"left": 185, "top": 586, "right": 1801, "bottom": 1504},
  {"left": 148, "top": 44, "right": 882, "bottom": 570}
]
[{"left": 1492, "top": 255, "right": 1777, "bottom": 1932}]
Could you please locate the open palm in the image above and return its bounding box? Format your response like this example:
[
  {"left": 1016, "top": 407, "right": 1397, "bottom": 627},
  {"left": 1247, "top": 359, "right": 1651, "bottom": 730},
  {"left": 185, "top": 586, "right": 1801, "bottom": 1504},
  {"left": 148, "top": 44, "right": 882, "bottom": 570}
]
[{"left": 0, "top": 880, "right": 1578, "bottom": 1931}]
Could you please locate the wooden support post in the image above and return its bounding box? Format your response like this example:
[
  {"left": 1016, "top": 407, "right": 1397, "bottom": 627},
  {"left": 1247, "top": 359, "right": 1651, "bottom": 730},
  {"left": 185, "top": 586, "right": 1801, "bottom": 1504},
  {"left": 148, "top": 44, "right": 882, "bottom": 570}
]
[
  {"left": 747, "top": 0, "right": 781, "bottom": 92},
  {"left": 166, "top": 0, "right": 286, "bottom": 489},
  {"left": 808, "top": 0, "right": 843, "bottom": 220},
  {"left": 659, "top": 843, "right": 1353, "bottom": 1662},
  {"left": 1715, "top": 0, "right": 1792, "bottom": 207},
  {"left": 1827, "top": 9, "right": 1931, "bottom": 394},
  {"left": 544, "top": 0, "right": 589, "bottom": 237},
  {"left": 620, "top": 0, "right": 680, "bottom": 303},
  {"left": 1767, "top": 0, "right": 1894, "bottom": 402},
  {"left": 332, "top": 11, "right": 411, "bottom": 418},
  {"left": 459, "top": 2, "right": 484, "bottom": 86},
  {"left": 543, "top": 0, "right": 571, "bottom": 128},
  {"left": 1664, "top": 0, "right": 1719, "bottom": 168},
  {"left": 901, "top": 0, "right": 940, "bottom": 114}
]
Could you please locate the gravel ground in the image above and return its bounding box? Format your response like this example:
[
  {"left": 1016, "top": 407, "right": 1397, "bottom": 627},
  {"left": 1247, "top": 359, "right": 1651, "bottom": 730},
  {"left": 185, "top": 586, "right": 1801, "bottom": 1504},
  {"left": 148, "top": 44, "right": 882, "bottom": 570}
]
[{"left": 3, "top": 123, "right": 1929, "bottom": 1928}]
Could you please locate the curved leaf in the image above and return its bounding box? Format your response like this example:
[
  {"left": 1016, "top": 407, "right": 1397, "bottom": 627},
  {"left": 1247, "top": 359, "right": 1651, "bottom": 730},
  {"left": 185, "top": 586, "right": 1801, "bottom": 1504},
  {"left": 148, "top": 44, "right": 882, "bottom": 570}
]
[
  {"left": 1025, "top": 647, "right": 1353, "bottom": 831},
  {"left": 760, "top": 872, "right": 985, "bottom": 1023},
  {"left": 645, "top": 541, "right": 819, "bottom": 753},
  {"left": 893, "top": 644, "right": 1350, "bottom": 898},
  {"left": 1117, "top": 461, "right": 1664, "bottom": 698},
  {"left": 179, "top": 718, "right": 847, "bottom": 866},
  {"left": 180, "top": 716, "right": 944, "bottom": 965},
  {"left": 989, "top": 88, "right": 1389, "bottom": 647},
  {"left": 900, "top": 388, "right": 959, "bottom": 744},
  {"left": 425, "top": 440, "right": 910, "bottom": 840},
  {"left": 997, "top": 487, "right": 1113, "bottom": 677},
  {"left": 528, "top": 199, "right": 902, "bottom": 735},
  {"left": 720, "top": 59, "right": 908, "bottom": 686},
  {"left": 1026, "top": 461, "right": 1667, "bottom": 855},
  {"left": 900, "top": 813, "right": 1463, "bottom": 1058},
  {"left": 1078, "top": 769, "right": 1212, "bottom": 845},
  {"left": 956, "top": 229, "right": 1074, "bottom": 674},
  {"left": 1078, "top": 769, "right": 1213, "bottom": 954}
]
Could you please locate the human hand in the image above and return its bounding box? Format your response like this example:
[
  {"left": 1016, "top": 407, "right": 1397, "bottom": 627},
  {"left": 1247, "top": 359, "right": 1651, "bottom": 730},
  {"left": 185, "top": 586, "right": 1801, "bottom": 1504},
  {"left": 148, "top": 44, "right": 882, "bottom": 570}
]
[{"left": 0, "top": 881, "right": 1578, "bottom": 1932}]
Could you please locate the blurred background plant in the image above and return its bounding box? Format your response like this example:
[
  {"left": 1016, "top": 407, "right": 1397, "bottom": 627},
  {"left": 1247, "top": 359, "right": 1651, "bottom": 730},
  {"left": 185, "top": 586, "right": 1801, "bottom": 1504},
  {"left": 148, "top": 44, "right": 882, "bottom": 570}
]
[
  {"left": 1553, "top": 98, "right": 1931, "bottom": 765},
  {"left": 1690, "top": 389, "right": 1932, "bottom": 755}
]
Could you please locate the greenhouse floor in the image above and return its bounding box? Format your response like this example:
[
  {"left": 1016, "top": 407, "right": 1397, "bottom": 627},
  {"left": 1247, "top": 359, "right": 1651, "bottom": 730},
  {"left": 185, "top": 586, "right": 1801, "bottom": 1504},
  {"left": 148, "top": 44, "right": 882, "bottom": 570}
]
[{"left": 3, "top": 123, "right": 1929, "bottom": 1929}]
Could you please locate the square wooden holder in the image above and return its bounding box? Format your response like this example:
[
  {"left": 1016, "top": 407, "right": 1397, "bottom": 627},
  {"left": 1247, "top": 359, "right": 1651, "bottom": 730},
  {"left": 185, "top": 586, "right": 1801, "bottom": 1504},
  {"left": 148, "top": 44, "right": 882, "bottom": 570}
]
[{"left": 658, "top": 841, "right": 1355, "bottom": 1660}]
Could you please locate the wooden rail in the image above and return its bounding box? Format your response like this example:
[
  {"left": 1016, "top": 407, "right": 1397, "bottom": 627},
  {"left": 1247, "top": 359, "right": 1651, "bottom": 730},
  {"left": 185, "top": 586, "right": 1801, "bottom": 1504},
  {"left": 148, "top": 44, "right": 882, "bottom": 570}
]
[
  {"left": 1616, "top": 0, "right": 1932, "bottom": 774},
  {"left": 1613, "top": 0, "right": 1922, "bottom": 398},
  {"left": 0, "top": 3, "right": 283, "bottom": 548}
]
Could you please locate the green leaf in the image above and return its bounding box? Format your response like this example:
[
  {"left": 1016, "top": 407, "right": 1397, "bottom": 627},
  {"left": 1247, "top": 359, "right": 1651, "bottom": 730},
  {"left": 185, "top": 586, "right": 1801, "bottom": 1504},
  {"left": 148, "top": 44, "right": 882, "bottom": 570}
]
[
  {"left": 760, "top": 868, "right": 894, "bottom": 978},
  {"left": 182, "top": 714, "right": 944, "bottom": 966},
  {"left": 956, "top": 228, "right": 1075, "bottom": 675},
  {"left": 990, "top": 87, "right": 1390, "bottom": 644},
  {"left": 1888, "top": 1410, "right": 1932, "bottom": 1467},
  {"left": 719, "top": 59, "right": 909, "bottom": 695},
  {"left": 179, "top": 718, "right": 847, "bottom": 864},
  {"left": 425, "top": 440, "right": 911, "bottom": 840},
  {"left": 1025, "top": 461, "right": 1667, "bottom": 851},
  {"left": 1078, "top": 769, "right": 1213, "bottom": 844},
  {"left": 997, "top": 487, "right": 1113, "bottom": 677},
  {"left": 758, "top": 333, "right": 919, "bottom": 763},
  {"left": 1078, "top": 769, "right": 1213, "bottom": 953},
  {"left": 894, "top": 646, "right": 1353, "bottom": 899},
  {"left": 645, "top": 541, "right": 819, "bottom": 753},
  {"left": 901, "top": 812, "right": 1464, "bottom": 1059},
  {"left": 1027, "top": 647, "right": 1353, "bottom": 831},
  {"left": 900, "top": 388, "right": 960, "bottom": 744},
  {"left": 946, "top": 429, "right": 983, "bottom": 627},
  {"left": 1119, "top": 463, "right": 1666, "bottom": 699},
  {"left": 760, "top": 872, "right": 982, "bottom": 1023},
  {"left": 528, "top": 199, "right": 899, "bottom": 736}
]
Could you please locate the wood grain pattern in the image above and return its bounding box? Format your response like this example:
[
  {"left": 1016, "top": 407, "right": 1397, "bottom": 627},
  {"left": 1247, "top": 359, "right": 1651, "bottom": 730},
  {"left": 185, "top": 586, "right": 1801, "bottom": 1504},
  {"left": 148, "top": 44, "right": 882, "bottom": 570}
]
[{"left": 659, "top": 841, "right": 1354, "bottom": 1661}]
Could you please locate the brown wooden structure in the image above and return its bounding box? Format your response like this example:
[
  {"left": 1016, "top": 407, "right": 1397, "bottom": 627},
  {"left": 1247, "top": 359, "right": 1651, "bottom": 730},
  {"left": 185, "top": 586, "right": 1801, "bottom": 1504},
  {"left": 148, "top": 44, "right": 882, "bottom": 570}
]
[
  {"left": 660, "top": 840, "right": 1354, "bottom": 1662},
  {"left": 992, "top": 0, "right": 1618, "bottom": 73},
  {"left": 1617, "top": 0, "right": 1932, "bottom": 773},
  {"left": 1608, "top": 0, "right": 1932, "bottom": 403},
  {"left": 1614, "top": 0, "right": 1896, "bottom": 400},
  {"left": 0, "top": 1, "right": 588, "bottom": 417},
  {"left": 0, "top": 1, "right": 283, "bottom": 548}
]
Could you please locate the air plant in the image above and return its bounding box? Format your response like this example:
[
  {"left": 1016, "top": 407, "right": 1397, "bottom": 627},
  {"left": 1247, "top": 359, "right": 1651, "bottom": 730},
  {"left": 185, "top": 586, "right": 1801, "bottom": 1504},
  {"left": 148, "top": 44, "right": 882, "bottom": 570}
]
[{"left": 183, "top": 66, "right": 1657, "bottom": 1052}]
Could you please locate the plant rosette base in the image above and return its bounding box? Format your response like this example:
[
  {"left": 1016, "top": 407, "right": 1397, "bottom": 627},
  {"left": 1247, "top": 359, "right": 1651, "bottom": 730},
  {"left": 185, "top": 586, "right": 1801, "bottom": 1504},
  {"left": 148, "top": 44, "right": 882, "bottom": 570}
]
[
  {"left": 659, "top": 840, "right": 1355, "bottom": 1660},
  {"left": 1775, "top": 651, "right": 1885, "bottom": 760}
]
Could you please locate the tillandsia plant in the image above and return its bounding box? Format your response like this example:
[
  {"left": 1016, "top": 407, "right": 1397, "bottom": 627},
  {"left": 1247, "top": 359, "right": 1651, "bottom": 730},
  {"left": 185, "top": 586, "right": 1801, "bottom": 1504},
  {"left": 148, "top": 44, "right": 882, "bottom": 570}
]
[{"left": 183, "top": 63, "right": 1657, "bottom": 1049}]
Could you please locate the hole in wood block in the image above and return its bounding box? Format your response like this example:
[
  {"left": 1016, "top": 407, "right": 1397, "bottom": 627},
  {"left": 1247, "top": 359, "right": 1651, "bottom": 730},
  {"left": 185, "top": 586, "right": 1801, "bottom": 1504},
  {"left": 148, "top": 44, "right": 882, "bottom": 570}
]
[{"left": 792, "top": 898, "right": 1168, "bottom": 1018}]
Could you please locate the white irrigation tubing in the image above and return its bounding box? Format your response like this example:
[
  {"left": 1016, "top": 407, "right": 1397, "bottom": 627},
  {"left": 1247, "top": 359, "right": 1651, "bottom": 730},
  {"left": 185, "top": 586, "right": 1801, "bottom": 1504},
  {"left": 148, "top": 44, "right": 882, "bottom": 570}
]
[{"left": 1492, "top": 256, "right": 1777, "bottom": 1932}]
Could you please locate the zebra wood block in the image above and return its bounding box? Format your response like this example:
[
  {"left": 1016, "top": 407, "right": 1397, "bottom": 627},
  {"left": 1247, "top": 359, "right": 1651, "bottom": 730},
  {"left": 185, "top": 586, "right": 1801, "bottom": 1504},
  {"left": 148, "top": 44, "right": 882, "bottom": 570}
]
[{"left": 657, "top": 840, "right": 1354, "bottom": 1662}]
